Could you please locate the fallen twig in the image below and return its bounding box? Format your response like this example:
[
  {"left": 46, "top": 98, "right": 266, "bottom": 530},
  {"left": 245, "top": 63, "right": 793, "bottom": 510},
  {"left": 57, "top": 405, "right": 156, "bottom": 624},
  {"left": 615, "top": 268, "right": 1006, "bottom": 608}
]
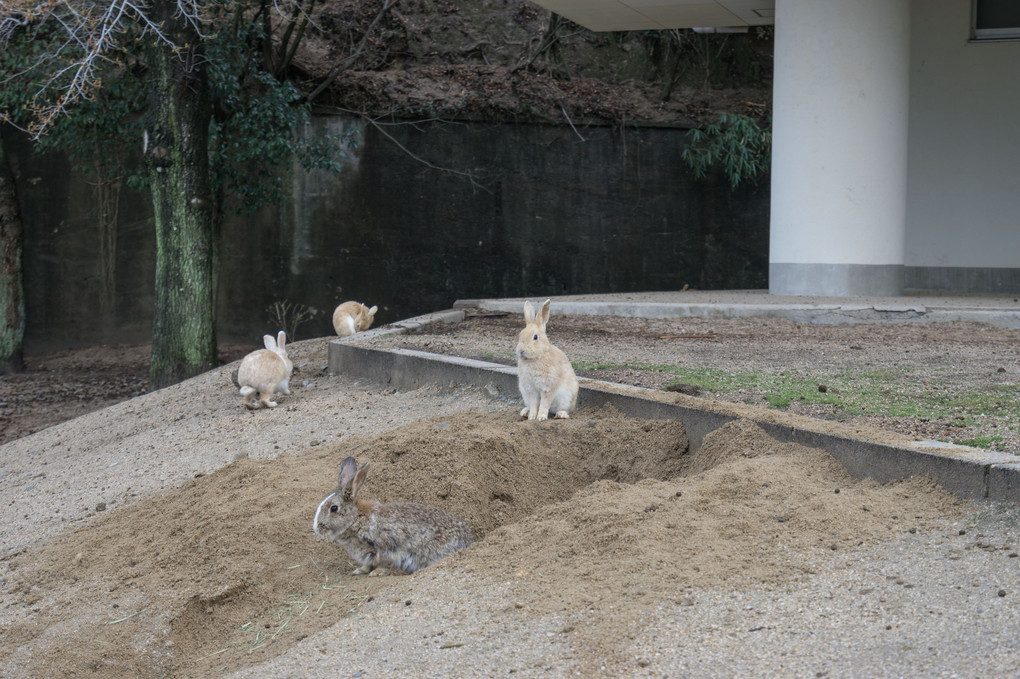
[
  {"left": 196, "top": 647, "right": 230, "bottom": 662},
  {"left": 107, "top": 608, "right": 147, "bottom": 625}
]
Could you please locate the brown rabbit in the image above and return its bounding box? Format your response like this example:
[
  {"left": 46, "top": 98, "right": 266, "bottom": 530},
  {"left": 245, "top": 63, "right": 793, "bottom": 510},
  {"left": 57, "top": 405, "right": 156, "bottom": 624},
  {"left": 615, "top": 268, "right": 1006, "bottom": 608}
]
[
  {"left": 236, "top": 331, "right": 293, "bottom": 409},
  {"left": 313, "top": 456, "right": 474, "bottom": 576},
  {"left": 516, "top": 299, "right": 579, "bottom": 420},
  {"left": 332, "top": 301, "right": 378, "bottom": 337}
]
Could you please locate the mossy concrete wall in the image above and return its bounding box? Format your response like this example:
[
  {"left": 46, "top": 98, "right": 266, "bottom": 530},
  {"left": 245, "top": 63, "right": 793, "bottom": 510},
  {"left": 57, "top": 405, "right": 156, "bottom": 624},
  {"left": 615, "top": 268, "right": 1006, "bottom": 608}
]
[{"left": 5, "top": 118, "right": 769, "bottom": 353}]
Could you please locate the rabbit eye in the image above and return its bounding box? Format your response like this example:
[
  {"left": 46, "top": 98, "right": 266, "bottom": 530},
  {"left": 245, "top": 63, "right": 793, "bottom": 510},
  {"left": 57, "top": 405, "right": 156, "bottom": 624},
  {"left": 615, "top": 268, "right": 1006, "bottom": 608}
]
[
  {"left": 533, "top": 333, "right": 538, "bottom": 341},
  {"left": 329, "top": 505, "right": 338, "bottom": 513}
]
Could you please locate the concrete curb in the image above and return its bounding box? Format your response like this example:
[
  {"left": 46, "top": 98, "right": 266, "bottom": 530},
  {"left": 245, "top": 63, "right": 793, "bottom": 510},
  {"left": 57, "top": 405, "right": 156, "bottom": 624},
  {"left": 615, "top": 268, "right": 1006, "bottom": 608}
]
[
  {"left": 330, "top": 310, "right": 1020, "bottom": 504},
  {"left": 454, "top": 298, "right": 1020, "bottom": 328}
]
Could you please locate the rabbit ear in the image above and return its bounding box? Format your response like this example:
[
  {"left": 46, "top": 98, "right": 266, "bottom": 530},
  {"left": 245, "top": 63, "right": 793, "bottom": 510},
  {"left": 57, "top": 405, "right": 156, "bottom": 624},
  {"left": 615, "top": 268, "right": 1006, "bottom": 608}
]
[
  {"left": 339, "top": 456, "right": 359, "bottom": 489},
  {"left": 539, "top": 300, "right": 552, "bottom": 328},
  {"left": 367, "top": 306, "right": 378, "bottom": 316},
  {"left": 338, "top": 457, "right": 370, "bottom": 498},
  {"left": 263, "top": 334, "right": 277, "bottom": 350},
  {"left": 277, "top": 330, "right": 287, "bottom": 350},
  {"left": 351, "top": 461, "right": 370, "bottom": 498},
  {"left": 523, "top": 301, "right": 535, "bottom": 324}
]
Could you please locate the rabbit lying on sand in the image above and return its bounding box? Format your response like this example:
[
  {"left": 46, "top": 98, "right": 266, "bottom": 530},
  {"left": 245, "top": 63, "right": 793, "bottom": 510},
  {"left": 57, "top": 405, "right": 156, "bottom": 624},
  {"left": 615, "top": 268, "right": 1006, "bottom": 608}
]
[
  {"left": 332, "top": 301, "right": 378, "bottom": 337},
  {"left": 313, "top": 456, "right": 474, "bottom": 576},
  {"left": 236, "top": 331, "right": 293, "bottom": 409},
  {"left": 516, "top": 299, "right": 578, "bottom": 421}
]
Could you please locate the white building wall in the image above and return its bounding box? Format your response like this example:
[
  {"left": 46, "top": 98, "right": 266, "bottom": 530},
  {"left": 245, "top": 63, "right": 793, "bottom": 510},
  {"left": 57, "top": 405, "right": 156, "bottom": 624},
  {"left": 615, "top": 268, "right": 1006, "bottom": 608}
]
[{"left": 905, "top": 0, "right": 1020, "bottom": 291}]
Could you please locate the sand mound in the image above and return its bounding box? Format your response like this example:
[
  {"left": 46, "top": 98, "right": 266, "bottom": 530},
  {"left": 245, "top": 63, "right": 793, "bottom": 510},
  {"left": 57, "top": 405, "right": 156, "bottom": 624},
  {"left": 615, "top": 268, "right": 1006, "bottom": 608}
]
[{"left": 0, "top": 409, "right": 960, "bottom": 678}]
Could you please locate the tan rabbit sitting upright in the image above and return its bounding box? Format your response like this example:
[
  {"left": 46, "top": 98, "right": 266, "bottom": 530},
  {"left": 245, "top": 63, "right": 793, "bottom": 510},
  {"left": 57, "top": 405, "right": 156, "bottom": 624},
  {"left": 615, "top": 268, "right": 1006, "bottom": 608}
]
[
  {"left": 236, "top": 331, "right": 293, "bottom": 409},
  {"left": 313, "top": 456, "right": 474, "bottom": 576},
  {"left": 516, "top": 299, "right": 579, "bottom": 421},
  {"left": 332, "top": 301, "right": 378, "bottom": 337}
]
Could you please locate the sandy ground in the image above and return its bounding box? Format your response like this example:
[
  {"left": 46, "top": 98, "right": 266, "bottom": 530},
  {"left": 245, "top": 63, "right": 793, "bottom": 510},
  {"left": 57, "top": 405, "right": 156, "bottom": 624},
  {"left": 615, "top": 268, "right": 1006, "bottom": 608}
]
[{"left": 1, "top": 318, "right": 1019, "bottom": 678}]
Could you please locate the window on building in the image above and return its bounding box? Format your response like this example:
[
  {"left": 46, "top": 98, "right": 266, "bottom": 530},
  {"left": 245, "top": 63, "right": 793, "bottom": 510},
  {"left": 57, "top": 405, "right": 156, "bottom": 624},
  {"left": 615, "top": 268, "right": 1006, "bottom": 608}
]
[{"left": 973, "top": 0, "right": 1020, "bottom": 40}]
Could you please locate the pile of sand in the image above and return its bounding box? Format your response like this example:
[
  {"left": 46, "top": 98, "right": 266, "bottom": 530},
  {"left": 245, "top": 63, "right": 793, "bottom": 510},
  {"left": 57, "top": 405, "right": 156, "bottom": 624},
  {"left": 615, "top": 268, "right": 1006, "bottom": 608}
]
[{"left": 0, "top": 406, "right": 960, "bottom": 678}]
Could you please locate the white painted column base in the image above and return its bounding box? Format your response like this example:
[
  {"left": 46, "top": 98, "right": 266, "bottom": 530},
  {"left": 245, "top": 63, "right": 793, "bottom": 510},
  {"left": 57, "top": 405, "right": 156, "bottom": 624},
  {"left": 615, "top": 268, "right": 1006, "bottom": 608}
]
[{"left": 770, "top": 263, "right": 904, "bottom": 297}]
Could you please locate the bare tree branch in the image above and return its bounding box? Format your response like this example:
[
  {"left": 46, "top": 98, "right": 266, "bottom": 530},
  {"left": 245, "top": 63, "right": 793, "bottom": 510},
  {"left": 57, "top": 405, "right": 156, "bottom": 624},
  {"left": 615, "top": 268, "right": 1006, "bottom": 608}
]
[
  {"left": 306, "top": 0, "right": 396, "bottom": 104},
  {"left": 327, "top": 105, "right": 491, "bottom": 194},
  {"left": 560, "top": 105, "right": 585, "bottom": 142},
  {"left": 0, "top": 0, "right": 230, "bottom": 136},
  {"left": 0, "top": 12, "right": 31, "bottom": 43},
  {"left": 2, "top": 0, "right": 175, "bottom": 135},
  {"left": 281, "top": 0, "right": 314, "bottom": 73}
]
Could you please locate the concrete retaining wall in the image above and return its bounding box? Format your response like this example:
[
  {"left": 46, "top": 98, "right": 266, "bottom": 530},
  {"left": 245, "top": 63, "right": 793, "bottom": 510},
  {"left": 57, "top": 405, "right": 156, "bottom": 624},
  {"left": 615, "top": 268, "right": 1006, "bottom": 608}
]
[{"left": 329, "top": 310, "right": 1020, "bottom": 504}]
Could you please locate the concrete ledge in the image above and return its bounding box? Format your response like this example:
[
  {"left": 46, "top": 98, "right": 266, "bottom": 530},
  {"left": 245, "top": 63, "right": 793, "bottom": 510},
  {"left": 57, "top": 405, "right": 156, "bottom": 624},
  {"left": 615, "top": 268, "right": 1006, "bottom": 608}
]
[
  {"left": 329, "top": 311, "right": 1020, "bottom": 504},
  {"left": 454, "top": 298, "right": 1020, "bottom": 328},
  {"left": 349, "top": 309, "right": 466, "bottom": 339},
  {"left": 988, "top": 462, "right": 1020, "bottom": 501}
]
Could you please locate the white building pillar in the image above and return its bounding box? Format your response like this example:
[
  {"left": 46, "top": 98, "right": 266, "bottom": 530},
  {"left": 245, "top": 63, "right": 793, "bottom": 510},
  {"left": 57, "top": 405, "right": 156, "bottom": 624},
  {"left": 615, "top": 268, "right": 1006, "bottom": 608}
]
[{"left": 769, "top": 0, "right": 911, "bottom": 296}]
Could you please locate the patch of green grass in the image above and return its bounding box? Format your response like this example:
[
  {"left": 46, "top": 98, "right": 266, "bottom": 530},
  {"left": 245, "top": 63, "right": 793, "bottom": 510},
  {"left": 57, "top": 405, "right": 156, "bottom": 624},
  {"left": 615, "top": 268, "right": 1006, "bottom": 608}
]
[
  {"left": 574, "top": 361, "right": 1020, "bottom": 428},
  {"left": 574, "top": 362, "right": 740, "bottom": 392},
  {"left": 955, "top": 436, "right": 1005, "bottom": 450},
  {"left": 660, "top": 366, "right": 844, "bottom": 410},
  {"left": 478, "top": 351, "right": 515, "bottom": 364},
  {"left": 573, "top": 360, "right": 637, "bottom": 373},
  {"left": 837, "top": 379, "right": 1016, "bottom": 424},
  {"left": 576, "top": 362, "right": 845, "bottom": 410}
]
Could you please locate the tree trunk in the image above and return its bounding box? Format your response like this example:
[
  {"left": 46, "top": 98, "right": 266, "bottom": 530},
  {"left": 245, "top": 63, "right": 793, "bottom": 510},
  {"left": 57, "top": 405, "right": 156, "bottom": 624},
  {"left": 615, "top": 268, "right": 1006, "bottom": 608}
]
[
  {"left": 93, "top": 154, "right": 122, "bottom": 339},
  {"left": 144, "top": 4, "right": 217, "bottom": 388},
  {"left": 0, "top": 133, "right": 25, "bottom": 374}
]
